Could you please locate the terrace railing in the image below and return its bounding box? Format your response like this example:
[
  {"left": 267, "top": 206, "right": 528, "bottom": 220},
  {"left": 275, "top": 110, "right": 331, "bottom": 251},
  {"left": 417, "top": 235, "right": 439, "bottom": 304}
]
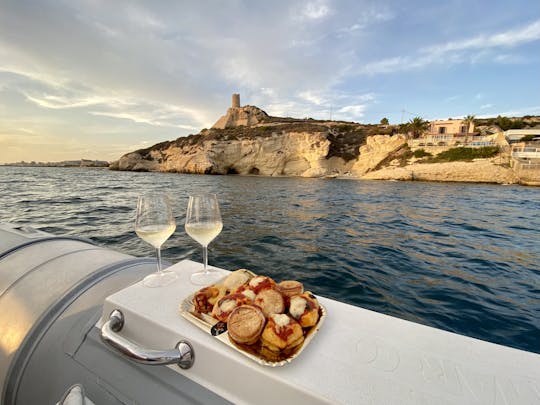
[{"left": 511, "top": 147, "right": 540, "bottom": 159}]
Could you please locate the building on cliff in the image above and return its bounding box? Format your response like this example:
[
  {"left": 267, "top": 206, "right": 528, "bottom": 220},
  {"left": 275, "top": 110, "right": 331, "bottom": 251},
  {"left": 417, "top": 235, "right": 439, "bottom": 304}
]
[
  {"left": 430, "top": 119, "right": 475, "bottom": 135},
  {"left": 408, "top": 118, "right": 480, "bottom": 147}
]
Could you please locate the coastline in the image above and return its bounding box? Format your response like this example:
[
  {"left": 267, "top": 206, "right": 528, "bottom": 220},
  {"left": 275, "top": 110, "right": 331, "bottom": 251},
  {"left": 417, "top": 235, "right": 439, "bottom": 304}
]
[{"left": 355, "top": 159, "right": 521, "bottom": 185}]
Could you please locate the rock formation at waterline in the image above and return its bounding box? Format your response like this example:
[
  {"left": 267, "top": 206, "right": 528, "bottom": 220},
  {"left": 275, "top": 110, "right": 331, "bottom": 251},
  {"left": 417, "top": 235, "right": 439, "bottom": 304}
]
[
  {"left": 111, "top": 100, "right": 372, "bottom": 176},
  {"left": 112, "top": 126, "right": 360, "bottom": 177},
  {"left": 111, "top": 97, "right": 528, "bottom": 185}
]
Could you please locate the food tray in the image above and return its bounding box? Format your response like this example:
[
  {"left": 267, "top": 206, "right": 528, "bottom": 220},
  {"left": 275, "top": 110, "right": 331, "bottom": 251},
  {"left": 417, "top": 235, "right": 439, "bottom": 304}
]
[{"left": 179, "top": 286, "right": 326, "bottom": 367}]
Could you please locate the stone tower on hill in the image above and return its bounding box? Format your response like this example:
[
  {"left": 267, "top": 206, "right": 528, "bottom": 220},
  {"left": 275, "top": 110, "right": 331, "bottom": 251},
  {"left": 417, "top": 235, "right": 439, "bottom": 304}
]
[
  {"left": 232, "top": 93, "right": 240, "bottom": 108},
  {"left": 211, "top": 94, "right": 269, "bottom": 129}
]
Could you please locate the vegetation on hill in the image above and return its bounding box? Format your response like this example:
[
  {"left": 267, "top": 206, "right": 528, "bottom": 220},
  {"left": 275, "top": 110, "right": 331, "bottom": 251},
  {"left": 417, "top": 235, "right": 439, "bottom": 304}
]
[
  {"left": 130, "top": 111, "right": 537, "bottom": 165},
  {"left": 135, "top": 120, "right": 376, "bottom": 162},
  {"left": 373, "top": 146, "right": 501, "bottom": 171},
  {"left": 423, "top": 146, "right": 500, "bottom": 163},
  {"left": 398, "top": 116, "right": 430, "bottom": 138}
]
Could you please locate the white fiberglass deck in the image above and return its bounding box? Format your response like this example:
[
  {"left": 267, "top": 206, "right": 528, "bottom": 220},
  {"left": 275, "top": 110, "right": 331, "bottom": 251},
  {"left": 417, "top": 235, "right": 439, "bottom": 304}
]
[{"left": 98, "top": 260, "right": 540, "bottom": 405}]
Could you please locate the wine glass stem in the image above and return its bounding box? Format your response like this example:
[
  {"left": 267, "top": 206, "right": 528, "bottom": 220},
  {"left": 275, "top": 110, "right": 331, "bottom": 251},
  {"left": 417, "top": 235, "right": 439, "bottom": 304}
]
[
  {"left": 202, "top": 245, "right": 208, "bottom": 272},
  {"left": 156, "top": 247, "right": 162, "bottom": 273}
]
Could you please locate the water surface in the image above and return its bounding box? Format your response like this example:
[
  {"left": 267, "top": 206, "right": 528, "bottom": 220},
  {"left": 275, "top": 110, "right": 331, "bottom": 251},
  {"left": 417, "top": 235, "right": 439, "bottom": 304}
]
[{"left": 1, "top": 166, "right": 538, "bottom": 353}]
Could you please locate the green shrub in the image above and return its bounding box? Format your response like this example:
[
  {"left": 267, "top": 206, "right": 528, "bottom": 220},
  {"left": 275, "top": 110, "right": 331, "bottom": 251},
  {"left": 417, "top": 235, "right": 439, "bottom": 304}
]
[
  {"left": 496, "top": 116, "right": 525, "bottom": 131},
  {"left": 426, "top": 146, "right": 499, "bottom": 162},
  {"left": 413, "top": 149, "right": 432, "bottom": 158}
]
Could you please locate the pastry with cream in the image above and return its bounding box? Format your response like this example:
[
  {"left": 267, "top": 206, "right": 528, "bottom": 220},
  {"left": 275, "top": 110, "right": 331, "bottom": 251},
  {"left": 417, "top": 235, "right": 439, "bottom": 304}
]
[
  {"left": 227, "top": 305, "right": 266, "bottom": 345},
  {"left": 289, "top": 292, "right": 320, "bottom": 327},
  {"left": 212, "top": 292, "right": 254, "bottom": 322},
  {"left": 254, "top": 288, "right": 285, "bottom": 317},
  {"left": 261, "top": 313, "right": 304, "bottom": 353},
  {"left": 247, "top": 275, "right": 277, "bottom": 294},
  {"left": 223, "top": 269, "right": 253, "bottom": 292}
]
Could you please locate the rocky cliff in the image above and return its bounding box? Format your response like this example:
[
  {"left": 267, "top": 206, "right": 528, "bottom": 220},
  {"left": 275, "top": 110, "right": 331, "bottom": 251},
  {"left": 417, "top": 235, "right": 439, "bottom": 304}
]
[
  {"left": 111, "top": 105, "right": 529, "bottom": 185},
  {"left": 111, "top": 105, "right": 377, "bottom": 176},
  {"left": 111, "top": 126, "right": 362, "bottom": 176}
]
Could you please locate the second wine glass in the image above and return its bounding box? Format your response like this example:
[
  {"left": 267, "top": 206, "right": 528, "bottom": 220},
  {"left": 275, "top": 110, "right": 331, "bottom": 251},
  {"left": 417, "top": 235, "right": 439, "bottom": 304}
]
[{"left": 185, "top": 193, "right": 223, "bottom": 285}]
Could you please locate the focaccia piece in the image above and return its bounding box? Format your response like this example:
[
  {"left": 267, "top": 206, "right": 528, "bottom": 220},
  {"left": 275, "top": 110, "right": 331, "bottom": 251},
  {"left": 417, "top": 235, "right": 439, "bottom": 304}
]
[
  {"left": 289, "top": 292, "right": 320, "bottom": 327},
  {"left": 193, "top": 285, "right": 226, "bottom": 313},
  {"left": 261, "top": 313, "right": 304, "bottom": 353}
]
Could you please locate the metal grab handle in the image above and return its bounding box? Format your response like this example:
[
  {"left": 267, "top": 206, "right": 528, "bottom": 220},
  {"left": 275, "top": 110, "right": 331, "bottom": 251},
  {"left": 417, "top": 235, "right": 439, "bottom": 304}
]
[{"left": 100, "top": 309, "right": 195, "bottom": 369}]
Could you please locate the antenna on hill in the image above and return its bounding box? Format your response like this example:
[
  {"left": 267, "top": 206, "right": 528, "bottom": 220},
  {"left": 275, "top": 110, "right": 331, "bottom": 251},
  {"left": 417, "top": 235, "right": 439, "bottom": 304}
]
[
  {"left": 401, "top": 109, "right": 416, "bottom": 123},
  {"left": 329, "top": 105, "right": 333, "bottom": 121}
]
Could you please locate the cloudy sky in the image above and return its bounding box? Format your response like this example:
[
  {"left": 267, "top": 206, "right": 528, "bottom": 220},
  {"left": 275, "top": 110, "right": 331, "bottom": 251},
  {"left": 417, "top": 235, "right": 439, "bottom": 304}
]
[{"left": 1, "top": 0, "right": 539, "bottom": 163}]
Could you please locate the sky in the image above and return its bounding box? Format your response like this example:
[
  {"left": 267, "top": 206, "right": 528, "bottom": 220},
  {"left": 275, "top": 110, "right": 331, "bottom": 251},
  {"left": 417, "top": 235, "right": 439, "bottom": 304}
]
[{"left": 1, "top": 0, "right": 539, "bottom": 163}]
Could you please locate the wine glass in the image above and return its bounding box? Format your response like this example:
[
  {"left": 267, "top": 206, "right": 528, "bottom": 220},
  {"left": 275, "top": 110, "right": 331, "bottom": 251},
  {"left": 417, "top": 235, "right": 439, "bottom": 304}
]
[
  {"left": 185, "top": 193, "right": 224, "bottom": 285},
  {"left": 135, "top": 193, "right": 177, "bottom": 287}
]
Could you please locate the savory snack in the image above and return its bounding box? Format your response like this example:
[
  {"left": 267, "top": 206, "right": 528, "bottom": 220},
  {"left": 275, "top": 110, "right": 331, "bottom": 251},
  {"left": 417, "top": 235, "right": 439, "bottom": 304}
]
[
  {"left": 289, "top": 292, "right": 320, "bottom": 327},
  {"left": 212, "top": 292, "right": 254, "bottom": 322},
  {"left": 227, "top": 305, "right": 266, "bottom": 345},
  {"left": 223, "top": 269, "right": 253, "bottom": 292},
  {"left": 184, "top": 270, "right": 324, "bottom": 365},
  {"left": 193, "top": 285, "right": 226, "bottom": 313},
  {"left": 278, "top": 280, "right": 304, "bottom": 298},
  {"left": 254, "top": 288, "right": 285, "bottom": 317},
  {"left": 247, "top": 275, "right": 277, "bottom": 294},
  {"left": 261, "top": 314, "right": 304, "bottom": 353}
]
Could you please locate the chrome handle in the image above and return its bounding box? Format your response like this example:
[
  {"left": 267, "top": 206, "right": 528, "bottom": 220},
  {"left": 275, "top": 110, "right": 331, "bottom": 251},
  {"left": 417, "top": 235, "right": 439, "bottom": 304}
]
[{"left": 100, "top": 309, "right": 194, "bottom": 369}]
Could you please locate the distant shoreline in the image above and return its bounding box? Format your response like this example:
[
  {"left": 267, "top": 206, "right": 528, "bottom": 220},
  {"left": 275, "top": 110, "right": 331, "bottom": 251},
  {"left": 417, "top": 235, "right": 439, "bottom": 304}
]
[{"left": 1, "top": 159, "right": 109, "bottom": 168}]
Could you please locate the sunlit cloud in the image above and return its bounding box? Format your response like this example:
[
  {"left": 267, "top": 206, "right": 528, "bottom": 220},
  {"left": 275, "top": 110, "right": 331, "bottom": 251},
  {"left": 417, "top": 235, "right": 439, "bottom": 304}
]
[
  {"left": 89, "top": 111, "right": 199, "bottom": 130},
  {"left": 24, "top": 93, "right": 109, "bottom": 109}
]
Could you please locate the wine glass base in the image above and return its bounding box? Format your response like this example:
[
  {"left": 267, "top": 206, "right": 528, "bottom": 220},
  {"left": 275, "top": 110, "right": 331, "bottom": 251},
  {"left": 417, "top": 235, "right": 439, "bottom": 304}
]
[
  {"left": 143, "top": 270, "right": 178, "bottom": 288},
  {"left": 190, "top": 269, "right": 224, "bottom": 286}
]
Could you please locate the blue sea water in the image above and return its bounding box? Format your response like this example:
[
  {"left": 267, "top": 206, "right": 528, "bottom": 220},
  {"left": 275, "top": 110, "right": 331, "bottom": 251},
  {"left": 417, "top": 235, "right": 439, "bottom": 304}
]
[{"left": 1, "top": 166, "right": 539, "bottom": 354}]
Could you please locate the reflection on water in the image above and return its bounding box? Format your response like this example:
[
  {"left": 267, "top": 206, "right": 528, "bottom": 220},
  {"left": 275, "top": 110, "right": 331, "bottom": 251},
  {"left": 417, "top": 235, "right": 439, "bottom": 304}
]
[{"left": 0, "top": 167, "right": 539, "bottom": 354}]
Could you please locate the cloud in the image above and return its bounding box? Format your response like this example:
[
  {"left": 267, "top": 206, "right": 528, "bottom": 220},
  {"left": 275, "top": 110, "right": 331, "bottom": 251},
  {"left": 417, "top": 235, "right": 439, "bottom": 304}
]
[
  {"left": 5, "top": 69, "right": 211, "bottom": 130},
  {"left": 89, "top": 111, "right": 199, "bottom": 130},
  {"left": 339, "top": 5, "right": 394, "bottom": 34},
  {"left": 356, "top": 18, "right": 540, "bottom": 75},
  {"left": 338, "top": 105, "right": 367, "bottom": 120},
  {"left": 300, "top": 1, "right": 331, "bottom": 20},
  {"left": 0, "top": 1, "right": 538, "bottom": 162},
  {"left": 480, "top": 103, "right": 493, "bottom": 109},
  {"left": 298, "top": 91, "right": 326, "bottom": 105}
]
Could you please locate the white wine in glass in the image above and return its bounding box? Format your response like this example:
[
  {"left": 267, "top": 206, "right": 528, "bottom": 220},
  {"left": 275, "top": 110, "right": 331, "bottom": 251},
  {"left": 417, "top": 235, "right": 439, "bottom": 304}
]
[
  {"left": 185, "top": 193, "right": 223, "bottom": 285},
  {"left": 135, "top": 193, "right": 177, "bottom": 287}
]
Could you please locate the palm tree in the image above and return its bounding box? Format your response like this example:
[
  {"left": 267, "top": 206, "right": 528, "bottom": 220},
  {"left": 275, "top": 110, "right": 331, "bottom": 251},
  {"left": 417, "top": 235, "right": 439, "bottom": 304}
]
[
  {"left": 463, "top": 115, "right": 476, "bottom": 133},
  {"left": 462, "top": 115, "right": 476, "bottom": 145},
  {"left": 407, "top": 117, "right": 430, "bottom": 139}
]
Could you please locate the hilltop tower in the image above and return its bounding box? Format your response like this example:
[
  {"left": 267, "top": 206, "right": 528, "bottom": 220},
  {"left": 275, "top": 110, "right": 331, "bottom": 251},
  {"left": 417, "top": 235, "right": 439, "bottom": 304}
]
[
  {"left": 232, "top": 93, "right": 240, "bottom": 108},
  {"left": 211, "top": 94, "right": 269, "bottom": 129}
]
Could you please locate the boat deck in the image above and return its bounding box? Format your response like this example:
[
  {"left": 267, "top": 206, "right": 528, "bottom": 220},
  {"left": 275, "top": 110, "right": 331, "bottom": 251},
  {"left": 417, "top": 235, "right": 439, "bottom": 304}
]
[{"left": 98, "top": 260, "right": 540, "bottom": 405}]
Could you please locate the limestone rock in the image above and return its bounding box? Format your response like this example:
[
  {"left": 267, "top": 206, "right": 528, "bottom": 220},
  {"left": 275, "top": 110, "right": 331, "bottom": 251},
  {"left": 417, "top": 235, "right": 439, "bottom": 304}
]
[
  {"left": 212, "top": 106, "right": 270, "bottom": 129},
  {"left": 362, "top": 160, "right": 518, "bottom": 184},
  {"left": 350, "top": 135, "right": 407, "bottom": 176},
  {"left": 117, "top": 131, "right": 341, "bottom": 177}
]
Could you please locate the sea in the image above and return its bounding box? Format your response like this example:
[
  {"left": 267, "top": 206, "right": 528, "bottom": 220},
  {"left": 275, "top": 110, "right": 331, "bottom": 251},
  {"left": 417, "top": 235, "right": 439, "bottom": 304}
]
[{"left": 1, "top": 166, "right": 539, "bottom": 354}]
